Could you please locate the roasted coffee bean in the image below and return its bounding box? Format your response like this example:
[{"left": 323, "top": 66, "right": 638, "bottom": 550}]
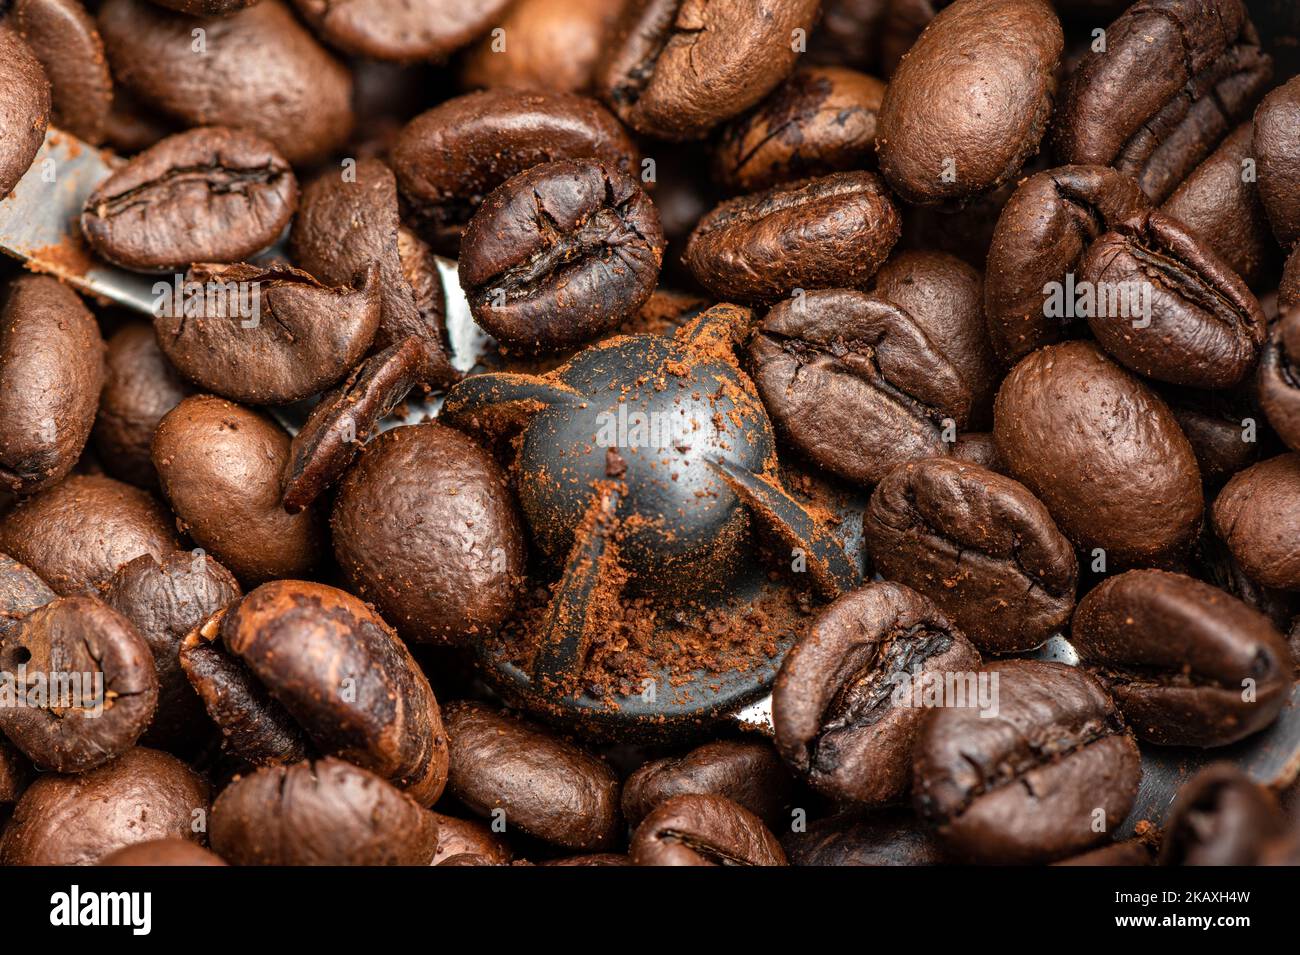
[
  {"left": 443, "top": 701, "right": 620, "bottom": 851},
  {"left": 0, "top": 747, "right": 210, "bottom": 865},
  {"left": 808, "top": 0, "right": 887, "bottom": 69},
  {"left": 289, "top": 158, "right": 456, "bottom": 388},
  {"left": 993, "top": 341, "right": 1204, "bottom": 567},
  {"left": 596, "top": 0, "right": 820, "bottom": 141},
  {"left": 1073, "top": 570, "right": 1291, "bottom": 746},
  {"left": 1165, "top": 384, "right": 1263, "bottom": 487},
  {"left": 1160, "top": 763, "right": 1289, "bottom": 865},
  {"left": 875, "top": 0, "right": 1061, "bottom": 204},
  {"left": 459, "top": 159, "right": 664, "bottom": 352},
  {"left": 1260, "top": 307, "right": 1300, "bottom": 452},
  {"left": 872, "top": 250, "right": 998, "bottom": 429},
  {"left": 149, "top": 0, "right": 259, "bottom": 11},
  {"left": 214, "top": 580, "right": 448, "bottom": 804},
  {"left": 1076, "top": 208, "right": 1266, "bottom": 389},
  {"left": 621, "top": 740, "right": 793, "bottom": 828},
  {"left": 210, "top": 757, "right": 439, "bottom": 866},
  {"left": 712, "top": 65, "right": 886, "bottom": 194},
  {"left": 154, "top": 262, "right": 381, "bottom": 405},
  {"left": 0, "top": 26, "right": 49, "bottom": 198},
  {"left": 0, "top": 475, "right": 180, "bottom": 596},
  {"left": 772, "top": 582, "right": 981, "bottom": 806},
  {"left": 864, "top": 459, "right": 1077, "bottom": 654},
  {"left": 0, "top": 596, "right": 157, "bottom": 772},
  {"left": 153, "top": 396, "right": 324, "bottom": 585},
  {"left": 459, "top": 0, "right": 625, "bottom": 94},
  {"left": 749, "top": 289, "right": 970, "bottom": 485},
  {"left": 92, "top": 323, "right": 188, "bottom": 490},
  {"left": 13, "top": 0, "right": 112, "bottom": 145},
  {"left": 0, "top": 552, "right": 54, "bottom": 642},
  {"left": 431, "top": 811, "right": 513, "bottom": 866},
  {"left": 102, "top": 85, "right": 176, "bottom": 156},
  {"left": 541, "top": 853, "right": 630, "bottom": 866},
  {"left": 951, "top": 432, "right": 1003, "bottom": 472},
  {"left": 331, "top": 422, "right": 525, "bottom": 646},
  {"left": 81, "top": 127, "right": 297, "bottom": 274},
  {"left": 1212, "top": 453, "right": 1300, "bottom": 591},
  {"left": 0, "top": 737, "right": 32, "bottom": 806},
  {"left": 1194, "top": 526, "right": 1299, "bottom": 636},
  {"left": 684, "top": 171, "right": 901, "bottom": 304},
  {"left": 1253, "top": 74, "right": 1300, "bottom": 246},
  {"left": 628, "top": 793, "right": 786, "bottom": 866},
  {"left": 782, "top": 809, "right": 946, "bottom": 866},
  {"left": 99, "top": 839, "right": 227, "bottom": 866},
  {"left": 392, "top": 89, "right": 638, "bottom": 249},
  {"left": 98, "top": 0, "right": 353, "bottom": 166},
  {"left": 1056, "top": 0, "right": 1273, "bottom": 204},
  {"left": 291, "top": 0, "right": 510, "bottom": 62},
  {"left": 1163, "top": 123, "right": 1276, "bottom": 285},
  {"left": 0, "top": 276, "right": 106, "bottom": 495},
  {"left": 103, "top": 551, "right": 241, "bottom": 752},
  {"left": 1053, "top": 836, "right": 1158, "bottom": 866},
  {"left": 912, "top": 659, "right": 1141, "bottom": 863}
]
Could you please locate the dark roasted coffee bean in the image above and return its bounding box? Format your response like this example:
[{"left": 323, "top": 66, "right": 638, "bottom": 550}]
[
  {"left": 1053, "top": 836, "right": 1158, "bottom": 866},
  {"left": 749, "top": 289, "right": 970, "bottom": 485},
  {"left": 0, "top": 747, "right": 209, "bottom": 865},
  {"left": 0, "top": 553, "right": 54, "bottom": 643},
  {"left": 984, "top": 165, "right": 1149, "bottom": 364},
  {"left": 628, "top": 793, "right": 786, "bottom": 866},
  {"left": 912, "top": 659, "right": 1141, "bottom": 863},
  {"left": 13, "top": 0, "right": 112, "bottom": 145},
  {"left": 153, "top": 396, "right": 324, "bottom": 585},
  {"left": 875, "top": 0, "right": 1061, "bottom": 204},
  {"left": 0, "top": 276, "right": 106, "bottom": 495},
  {"left": 103, "top": 551, "right": 241, "bottom": 752},
  {"left": 149, "top": 0, "right": 259, "bottom": 11},
  {"left": 98, "top": 0, "right": 353, "bottom": 166},
  {"left": 1165, "top": 384, "right": 1263, "bottom": 487},
  {"left": 1212, "top": 453, "right": 1300, "bottom": 591},
  {"left": 218, "top": 580, "right": 448, "bottom": 805},
  {"left": 0, "top": 475, "right": 180, "bottom": 596},
  {"left": 1077, "top": 208, "right": 1266, "bottom": 389},
  {"left": 210, "top": 757, "right": 439, "bottom": 865},
  {"left": 782, "top": 809, "right": 946, "bottom": 866},
  {"left": 951, "top": 432, "right": 1004, "bottom": 472},
  {"left": 99, "top": 839, "right": 226, "bottom": 866},
  {"left": 622, "top": 740, "right": 793, "bottom": 828},
  {"left": 291, "top": 0, "right": 511, "bottom": 62},
  {"left": 1253, "top": 74, "right": 1300, "bottom": 246},
  {"left": 82, "top": 127, "right": 297, "bottom": 274},
  {"left": 684, "top": 171, "right": 900, "bottom": 304},
  {"left": 596, "top": 0, "right": 820, "bottom": 141},
  {"left": 92, "top": 323, "right": 188, "bottom": 490},
  {"left": 1163, "top": 123, "right": 1276, "bottom": 285},
  {"left": 1056, "top": 0, "right": 1273, "bottom": 204},
  {"left": 331, "top": 423, "right": 525, "bottom": 646},
  {"left": 1193, "top": 526, "right": 1298, "bottom": 635},
  {"left": 712, "top": 65, "right": 886, "bottom": 194},
  {"left": 431, "top": 811, "right": 513, "bottom": 866},
  {"left": 392, "top": 89, "right": 638, "bottom": 249},
  {"left": 864, "top": 459, "right": 1077, "bottom": 654},
  {"left": 459, "top": 159, "right": 664, "bottom": 352},
  {"left": 443, "top": 701, "right": 620, "bottom": 851},
  {"left": 808, "top": 0, "right": 887, "bottom": 69},
  {"left": 0, "top": 736, "right": 32, "bottom": 807},
  {"left": 993, "top": 341, "right": 1204, "bottom": 568},
  {"left": 0, "top": 26, "right": 49, "bottom": 198},
  {"left": 0, "top": 596, "right": 157, "bottom": 772},
  {"left": 772, "top": 582, "right": 981, "bottom": 806},
  {"left": 1160, "top": 763, "right": 1289, "bottom": 865},
  {"left": 541, "top": 853, "right": 630, "bottom": 866},
  {"left": 459, "top": 0, "right": 625, "bottom": 94},
  {"left": 289, "top": 158, "right": 456, "bottom": 388},
  {"left": 154, "top": 262, "right": 381, "bottom": 405},
  {"left": 1073, "top": 570, "right": 1291, "bottom": 746},
  {"left": 1260, "top": 306, "right": 1300, "bottom": 452}
]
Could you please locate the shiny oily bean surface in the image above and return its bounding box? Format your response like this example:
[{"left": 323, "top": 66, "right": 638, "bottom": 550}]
[
  {"left": 443, "top": 701, "right": 620, "bottom": 851},
  {"left": 291, "top": 0, "right": 512, "bottom": 62},
  {"left": 621, "top": 739, "right": 793, "bottom": 828},
  {"left": 912, "top": 660, "right": 1140, "bottom": 864},
  {"left": 993, "top": 341, "right": 1204, "bottom": 568},
  {"left": 1212, "top": 453, "right": 1300, "bottom": 591},
  {"left": 772, "top": 582, "right": 981, "bottom": 807},
  {"left": 13, "top": 0, "right": 112, "bottom": 145},
  {"left": 1254, "top": 75, "right": 1300, "bottom": 247},
  {"left": 628, "top": 793, "right": 786, "bottom": 866},
  {"left": 1072, "top": 569, "right": 1291, "bottom": 746},
  {"left": 0, "top": 27, "right": 50, "bottom": 199},
  {"left": 684, "top": 171, "right": 900, "bottom": 304},
  {"left": 864, "top": 458, "right": 1077, "bottom": 655}
]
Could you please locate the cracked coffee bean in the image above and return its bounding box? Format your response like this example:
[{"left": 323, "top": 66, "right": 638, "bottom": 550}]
[
  {"left": 772, "top": 582, "right": 981, "bottom": 806},
  {"left": 1072, "top": 569, "right": 1291, "bottom": 746},
  {"left": 0, "top": 26, "right": 49, "bottom": 199},
  {"left": 459, "top": 158, "right": 664, "bottom": 352},
  {"left": 749, "top": 288, "right": 971, "bottom": 485},
  {"left": 621, "top": 739, "right": 793, "bottom": 829},
  {"left": 912, "top": 659, "right": 1141, "bottom": 864},
  {"left": 628, "top": 793, "right": 787, "bottom": 866},
  {"left": 82, "top": 127, "right": 297, "bottom": 274},
  {"left": 684, "top": 171, "right": 900, "bottom": 304},
  {"left": 863, "top": 458, "right": 1077, "bottom": 655}
]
